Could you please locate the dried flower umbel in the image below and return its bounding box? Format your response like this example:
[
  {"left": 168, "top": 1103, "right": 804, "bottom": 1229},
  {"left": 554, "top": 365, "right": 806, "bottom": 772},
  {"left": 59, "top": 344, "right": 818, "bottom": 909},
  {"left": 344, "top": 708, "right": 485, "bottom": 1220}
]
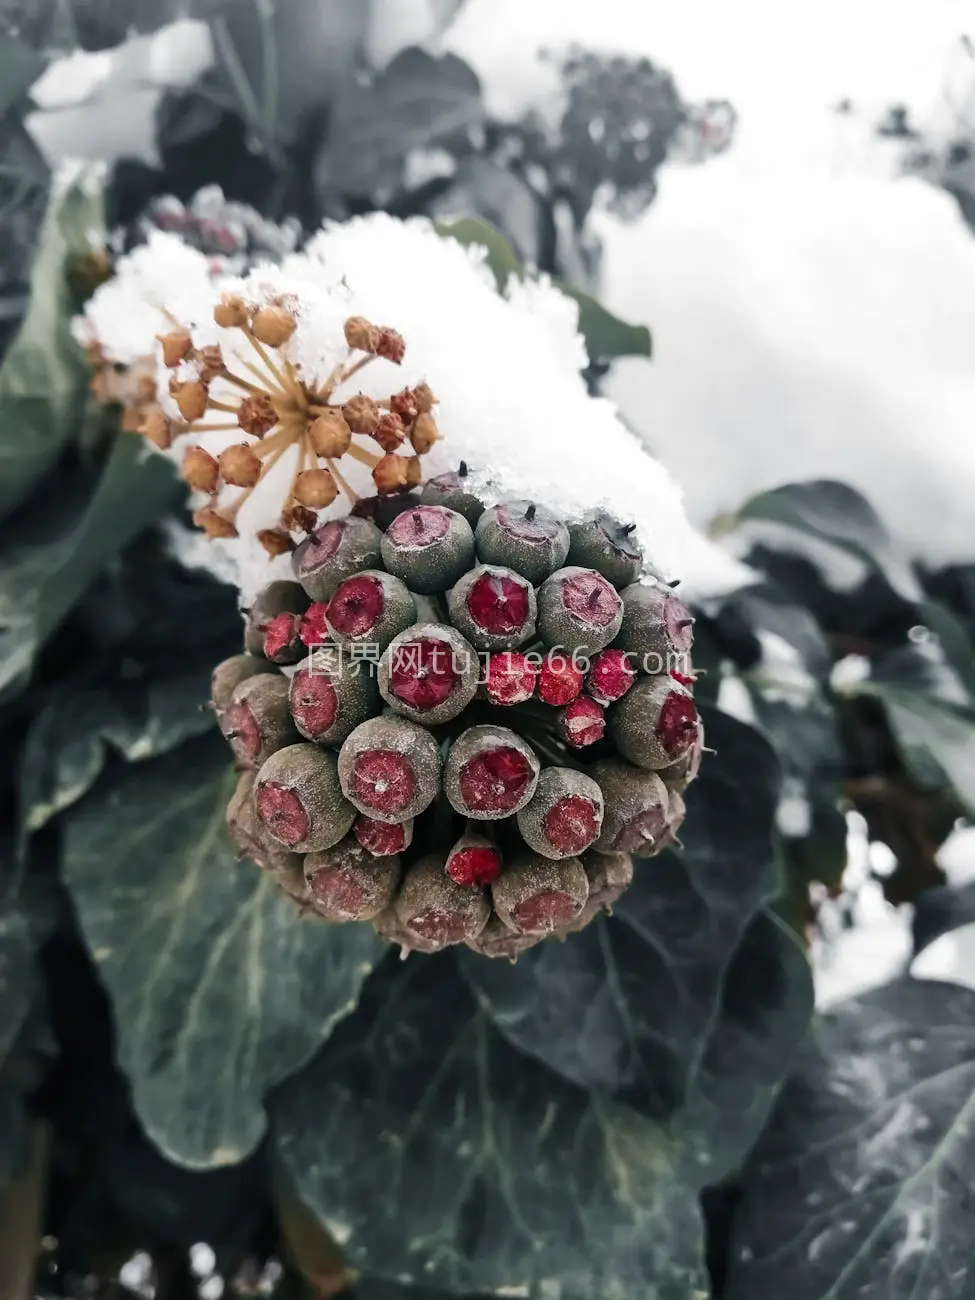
[{"left": 218, "top": 477, "right": 706, "bottom": 960}]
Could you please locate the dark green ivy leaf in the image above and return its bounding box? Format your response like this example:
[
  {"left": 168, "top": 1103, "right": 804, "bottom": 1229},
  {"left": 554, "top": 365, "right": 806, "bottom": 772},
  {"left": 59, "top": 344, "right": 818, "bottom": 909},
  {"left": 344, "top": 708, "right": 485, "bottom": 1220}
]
[
  {"left": 437, "top": 214, "right": 652, "bottom": 360},
  {"left": 0, "top": 436, "right": 180, "bottom": 703},
  {"left": 727, "top": 978, "right": 975, "bottom": 1300},
  {"left": 61, "top": 733, "right": 385, "bottom": 1170},
  {"left": 273, "top": 952, "right": 710, "bottom": 1300},
  {"left": 0, "top": 174, "right": 101, "bottom": 522},
  {"left": 0, "top": 898, "right": 37, "bottom": 1186},
  {"left": 0, "top": 33, "right": 46, "bottom": 113}
]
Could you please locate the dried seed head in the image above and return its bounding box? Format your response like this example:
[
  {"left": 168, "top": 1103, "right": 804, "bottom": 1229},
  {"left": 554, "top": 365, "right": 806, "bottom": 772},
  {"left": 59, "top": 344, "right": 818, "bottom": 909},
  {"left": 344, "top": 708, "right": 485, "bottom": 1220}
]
[
  {"left": 289, "top": 644, "right": 380, "bottom": 745},
  {"left": 413, "top": 382, "right": 436, "bottom": 413},
  {"left": 590, "top": 760, "right": 670, "bottom": 854},
  {"left": 141, "top": 406, "right": 172, "bottom": 449},
  {"left": 410, "top": 412, "right": 440, "bottom": 454},
  {"left": 443, "top": 725, "right": 539, "bottom": 820},
  {"left": 394, "top": 854, "right": 490, "bottom": 947},
  {"left": 338, "top": 714, "right": 441, "bottom": 823},
  {"left": 258, "top": 529, "right": 296, "bottom": 557},
  {"left": 375, "top": 327, "right": 405, "bottom": 363},
  {"left": 343, "top": 395, "right": 380, "bottom": 434},
  {"left": 305, "top": 836, "right": 401, "bottom": 922},
  {"left": 379, "top": 623, "right": 480, "bottom": 725},
  {"left": 491, "top": 851, "right": 589, "bottom": 936},
  {"left": 280, "top": 502, "right": 318, "bottom": 534},
  {"left": 609, "top": 677, "right": 700, "bottom": 770},
  {"left": 404, "top": 456, "right": 423, "bottom": 488},
  {"left": 308, "top": 411, "right": 352, "bottom": 458},
  {"left": 193, "top": 506, "right": 238, "bottom": 538},
  {"left": 295, "top": 467, "right": 339, "bottom": 509},
  {"left": 373, "top": 412, "right": 406, "bottom": 451},
  {"left": 221, "top": 674, "right": 300, "bottom": 767},
  {"left": 196, "top": 344, "right": 224, "bottom": 383},
  {"left": 237, "top": 393, "right": 278, "bottom": 438},
  {"left": 251, "top": 303, "right": 296, "bottom": 347},
  {"left": 255, "top": 743, "right": 356, "bottom": 852},
  {"left": 174, "top": 379, "right": 208, "bottom": 422},
  {"left": 181, "top": 445, "right": 220, "bottom": 493},
  {"left": 218, "top": 443, "right": 262, "bottom": 488},
  {"left": 344, "top": 315, "right": 378, "bottom": 351},
  {"left": 516, "top": 768, "right": 604, "bottom": 859},
  {"left": 372, "top": 452, "right": 412, "bottom": 494},
  {"left": 214, "top": 294, "right": 249, "bottom": 328},
  {"left": 159, "top": 327, "right": 192, "bottom": 367}
]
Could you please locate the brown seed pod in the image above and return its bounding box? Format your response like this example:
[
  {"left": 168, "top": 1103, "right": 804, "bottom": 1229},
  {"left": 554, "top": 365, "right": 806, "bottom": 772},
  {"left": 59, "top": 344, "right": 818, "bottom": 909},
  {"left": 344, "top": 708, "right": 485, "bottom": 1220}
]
[
  {"left": 220, "top": 675, "right": 300, "bottom": 768},
  {"left": 393, "top": 854, "right": 490, "bottom": 948},
  {"left": 304, "top": 835, "right": 401, "bottom": 922},
  {"left": 337, "top": 714, "right": 441, "bottom": 823},
  {"left": 225, "top": 772, "right": 303, "bottom": 875},
  {"left": 491, "top": 851, "right": 589, "bottom": 935},
  {"left": 254, "top": 743, "right": 356, "bottom": 852},
  {"left": 608, "top": 677, "right": 700, "bottom": 771},
  {"left": 516, "top": 767, "right": 604, "bottom": 860},
  {"left": 590, "top": 760, "right": 671, "bottom": 855}
]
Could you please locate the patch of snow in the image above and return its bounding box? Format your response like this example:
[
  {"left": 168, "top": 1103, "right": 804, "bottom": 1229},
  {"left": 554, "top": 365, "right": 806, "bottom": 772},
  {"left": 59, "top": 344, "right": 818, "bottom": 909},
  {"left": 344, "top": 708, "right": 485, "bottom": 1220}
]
[
  {"left": 911, "top": 921, "right": 975, "bottom": 992},
  {"left": 715, "top": 671, "right": 757, "bottom": 725},
  {"left": 936, "top": 823, "right": 975, "bottom": 886},
  {"left": 831, "top": 654, "right": 872, "bottom": 693},
  {"left": 776, "top": 776, "right": 812, "bottom": 838}
]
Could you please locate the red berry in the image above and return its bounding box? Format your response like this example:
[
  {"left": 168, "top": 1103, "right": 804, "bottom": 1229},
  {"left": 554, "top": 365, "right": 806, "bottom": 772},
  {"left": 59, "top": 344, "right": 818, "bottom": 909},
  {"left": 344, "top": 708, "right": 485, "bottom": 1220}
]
[
  {"left": 561, "top": 569, "right": 620, "bottom": 626},
  {"left": 483, "top": 652, "right": 537, "bottom": 705},
  {"left": 327, "top": 574, "right": 385, "bottom": 638},
  {"left": 460, "top": 747, "right": 534, "bottom": 814},
  {"left": 467, "top": 571, "right": 531, "bottom": 634},
  {"left": 657, "top": 689, "right": 699, "bottom": 753},
  {"left": 671, "top": 669, "right": 695, "bottom": 688},
  {"left": 537, "top": 652, "right": 584, "bottom": 706},
  {"left": 290, "top": 670, "right": 337, "bottom": 738},
  {"left": 256, "top": 782, "right": 309, "bottom": 846},
  {"left": 446, "top": 835, "right": 503, "bottom": 886},
  {"left": 299, "top": 601, "right": 330, "bottom": 647},
  {"left": 386, "top": 505, "right": 451, "bottom": 546},
  {"left": 559, "top": 697, "right": 606, "bottom": 747},
  {"left": 516, "top": 767, "right": 604, "bottom": 859},
  {"left": 263, "top": 611, "right": 304, "bottom": 664},
  {"left": 351, "top": 751, "right": 417, "bottom": 817},
  {"left": 387, "top": 636, "right": 458, "bottom": 710},
  {"left": 544, "top": 795, "right": 601, "bottom": 855},
  {"left": 353, "top": 815, "right": 412, "bottom": 856},
  {"left": 587, "top": 649, "right": 636, "bottom": 703}
]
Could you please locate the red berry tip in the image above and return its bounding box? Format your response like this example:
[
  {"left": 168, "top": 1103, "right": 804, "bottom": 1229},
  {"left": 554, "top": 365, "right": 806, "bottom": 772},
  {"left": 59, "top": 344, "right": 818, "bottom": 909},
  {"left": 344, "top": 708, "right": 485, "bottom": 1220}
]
[
  {"left": 559, "top": 697, "right": 606, "bottom": 748},
  {"left": 538, "top": 652, "right": 584, "bottom": 706},
  {"left": 299, "top": 601, "right": 330, "bottom": 647},
  {"left": 483, "top": 652, "right": 537, "bottom": 705}
]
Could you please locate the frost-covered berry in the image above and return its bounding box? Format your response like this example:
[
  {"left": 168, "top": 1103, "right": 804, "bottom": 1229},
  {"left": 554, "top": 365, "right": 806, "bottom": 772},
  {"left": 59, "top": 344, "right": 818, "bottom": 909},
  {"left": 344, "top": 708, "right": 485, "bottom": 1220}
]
[
  {"left": 516, "top": 768, "right": 604, "bottom": 859},
  {"left": 221, "top": 675, "right": 299, "bottom": 767},
  {"left": 590, "top": 760, "right": 670, "bottom": 854},
  {"left": 537, "top": 651, "right": 584, "bottom": 706},
  {"left": 483, "top": 652, "right": 537, "bottom": 705},
  {"left": 658, "top": 723, "right": 705, "bottom": 792},
  {"left": 446, "top": 565, "right": 537, "bottom": 651},
  {"left": 616, "top": 582, "right": 695, "bottom": 668},
  {"left": 657, "top": 789, "right": 686, "bottom": 851},
  {"left": 380, "top": 505, "right": 476, "bottom": 594},
  {"left": 263, "top": 611, "right": 305, "bottom": 664},
  {"left": 563, "top": 850, "right": 634, "bottom": 933},
  {"left": 337, "top": 715, "right": 441, "bottom": 823},
  {"left": 254, "top": 743, "right": 356, "bottom": 852},
  {"left": 325, "top": 570, "right": 417, "bottom": 649},
  {"left": 567, "top": 513, "right": 644, "bottom": 588},
  {"left": 393, "top": 854, "right": 490, "bottom": 947},
  {"left": 419, "top": 463, "right": 485, "bottom": 526},
  {"left": 289, "top": 645, "right": 379, "bottom": 746},
  {"left": 353, "top": 814, "right": 413, "bottom": 857},
  {"left": 465, "top": 915, "right": 545, "bottom": 960},
  {"left": 536, "top": 566, "right": 623, "bottom": 656},
  {"left": 305, "top": 836, "right": 401, "bottom": 922},
  {"left": 244, "top": 581, "right": 309, "bottom": 655},
  {"left": 474, "top": 500, "right": 570, "bottom": 583},
  {"left": 609, "top": 677, "right": 699, "bottom": 770},
  {"left": 226, "top": 772, "right": 302, "bottom": 875},
  {"left": 299, "top": 601, "right": 331, "bottom": 648},
  {"left": 558, "top": 696, "right": 606, "bottom": 748},
  {"left": 491, "top": 851, "right": 589, "bottom": 935},
  {"left": 378, "top": 623, "right": 479, "bottom": 724},
  {"left": 446, "top": 830, "right": 503, "bottom": 886},
  {"left": 292, "top": 517, "right": 383, "bottom": 601},
  {"left": 586, "top": 649, "right": 636, "bottom": 704},
  {"left": 211, "top": 655, "right": 273, "bottom": 718},
  {"left": 444, "top": 725, "right": 539, "bottom": 819}
]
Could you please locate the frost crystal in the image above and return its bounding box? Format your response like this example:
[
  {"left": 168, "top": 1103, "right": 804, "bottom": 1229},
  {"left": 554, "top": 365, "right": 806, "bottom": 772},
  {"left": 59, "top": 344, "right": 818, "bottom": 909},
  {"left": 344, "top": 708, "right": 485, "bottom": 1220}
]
[{"left": 79, "top": 212, "right": 750, "bottom": 602}]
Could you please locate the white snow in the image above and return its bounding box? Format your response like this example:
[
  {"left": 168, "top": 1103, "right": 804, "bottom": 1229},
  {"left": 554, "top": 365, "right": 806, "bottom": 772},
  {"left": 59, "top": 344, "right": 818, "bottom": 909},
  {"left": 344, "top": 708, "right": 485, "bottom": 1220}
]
[
  {"left": 912, "top": 922, "right": 975, "bottom": 991},
  {"left": 445, "top": 0, "right": 975, "bottom": 565}
]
